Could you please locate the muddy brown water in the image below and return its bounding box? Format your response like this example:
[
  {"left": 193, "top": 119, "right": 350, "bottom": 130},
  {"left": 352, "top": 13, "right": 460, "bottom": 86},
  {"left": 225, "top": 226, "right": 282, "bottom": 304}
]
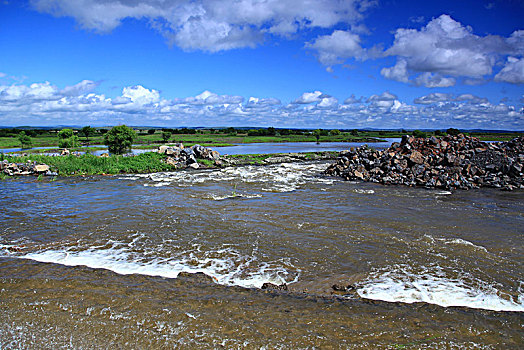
[{"left": 1, "top": 161, "right": 523, "bottom": 348}]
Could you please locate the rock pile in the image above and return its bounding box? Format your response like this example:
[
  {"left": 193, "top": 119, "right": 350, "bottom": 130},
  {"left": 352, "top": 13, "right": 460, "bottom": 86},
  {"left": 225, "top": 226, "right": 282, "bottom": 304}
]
[
  {"left": 325, "top": 135, "right": 524, "bottom": 191},
  {"left": 1, "top": 160, "right": 56, "bottom": 176},
  {"left": 158, "top": 143, "right": 220, "bottom": 169}
]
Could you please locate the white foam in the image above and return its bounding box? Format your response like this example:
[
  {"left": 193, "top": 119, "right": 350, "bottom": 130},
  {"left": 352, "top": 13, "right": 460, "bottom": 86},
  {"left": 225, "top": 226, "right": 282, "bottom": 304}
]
[
  {"left": 353, "top": 189, "right": 375, "bottom": 194},
  {"left": 119, "top": 162, "right": 330, "bottom": 193},
  {"left": 357, "top": 266, "right": 524, "bottom": 312},
  {"left": 421, "top": 235, "right": 489, "bottom": 253},
  {"left": 207, "top": 193, "right": 263, "bottom": 201},
  {"left": 14, "top": 244, "right": 299, "bottom": 290},
  {"left": 443, "top": 238, "right": 488, "bottom": 253},
  {"left": 435, "top": 191, "right": 452, "bottom": 195}
]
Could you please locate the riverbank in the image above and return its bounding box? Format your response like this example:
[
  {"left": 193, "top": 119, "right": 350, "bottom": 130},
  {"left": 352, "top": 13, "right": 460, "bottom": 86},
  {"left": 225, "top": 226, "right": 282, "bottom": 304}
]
[{"left": 0, "top": 148, "right": 339, "bottom": 178}]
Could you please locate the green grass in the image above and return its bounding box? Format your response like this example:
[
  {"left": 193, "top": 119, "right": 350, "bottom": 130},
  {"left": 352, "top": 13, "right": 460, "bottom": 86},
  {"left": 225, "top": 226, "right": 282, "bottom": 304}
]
[
  {"left": 2, "top": 130, "right": 521, "bottom": 151},
  {"left": 196, "top": 158, "right": 215, "bottom": 167},
  {"left": 2, "top": 152, "right": 175, "bottom": 176},
  {"left": 0, "top": 132, "right": 385, "bottom": 150}
]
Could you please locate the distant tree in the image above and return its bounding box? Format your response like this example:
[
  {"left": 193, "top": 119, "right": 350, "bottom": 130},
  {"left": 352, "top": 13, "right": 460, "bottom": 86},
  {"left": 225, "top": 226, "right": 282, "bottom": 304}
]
[
  {"left": 225, "top": 127, "right": 237, "bottom": 136},
  {"left": 350, "top": 129, "right": 359, "bottom": 136},
  {"left": 104, "top": 125, "right": 137, "bottom": 155},
  {"left": 313, "top": 129, "right": 321, "bottom": 143},
  {"left": 446, "top": 128, "right": 460, "bottom": 136},
  {"left": 80, "top": 126, "right": 96, "bottom": 143},
  {"left": 161, "top": 130, "right": 172, "bottom": 143},
  {"left": 267, "top": 127, "right": 276, "bottom": 136},
  {"left": 148, "top": 129, "right": 156, "bottom": 135},
  {"left": 434, "top": 130, "right": 443, "bottom": 136},
  {"left": 412, "top": 130, "right": 426, "bottom": 138},
  {"left": 329, "top": 129, "right": 341, "bottom": 136},
  {"left": 99, "top": 128, "right": 108, "bottom": 134},
  {"left": 57, "top": 128, "right": 79, "bottom": 148},
  {"left": 18, "top": 131, "right": 32, "bottom": 148}
]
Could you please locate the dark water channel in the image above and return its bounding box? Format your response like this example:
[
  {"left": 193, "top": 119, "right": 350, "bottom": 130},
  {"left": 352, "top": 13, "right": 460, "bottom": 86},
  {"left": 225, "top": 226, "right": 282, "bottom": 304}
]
[{"left": 1, "top": 161, "right": 522, "bottom": 348}]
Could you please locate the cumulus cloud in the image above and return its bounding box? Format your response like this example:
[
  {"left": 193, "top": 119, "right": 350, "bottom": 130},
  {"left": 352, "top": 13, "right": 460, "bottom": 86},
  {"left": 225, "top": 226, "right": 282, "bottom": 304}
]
[
  {"left": 381, "top": 14, "right": 524, "bottom": 87},
  {"left": 306, "top": 30, "right": 365, "bottom": 66},
  {"left": 293, "top": 91, "right": 329, "bottom": 104},
  {"left": 367, "top": 91, "right": 397, "bottom": 102},
  {"left": 245, "top": 97, "right": 281, "bottom": 108},
  {"left": 494, "top": 57, "right": 524, "bottom": 84},
  {"left": 122, "top": 85, "right": 160, "bottom": 105},
  {"left": 413, "top": 73, "right": 456, "bottom": 88},
  {"left": 414, "top": 93, "right": 488, "bottom": 105},
  {"left": 184, "top": 90, "right": 244, "bottom": 105},
  {"left": 1, "top": 79, "right": 522, "bottom": 129},
  {"left": 413, "top": 93, "right": 453, "bottom": 104},
  {"left": 343, "top": 94, "right": 362, "bottom": 104},
  {"left": 61, "top": 80, "right": 99, "bottom": 96},
  {"left": 31, "top": 0, "right": 372, "bottom": 52},
  {"left": 380, "top": 59, "right": 409, "bottom": 83}
]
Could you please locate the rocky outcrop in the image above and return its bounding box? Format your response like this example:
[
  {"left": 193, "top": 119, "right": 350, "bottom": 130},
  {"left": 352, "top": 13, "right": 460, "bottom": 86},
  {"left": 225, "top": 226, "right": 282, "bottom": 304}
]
[
  {"left": 158, "top": 143, "right": 220, "bottom": 169},
  {"left": 325, "top": 135, "right": 524, "bottom": 191},
  {"left": 1, "top": 160, "right": 56, "bottom": 176}
]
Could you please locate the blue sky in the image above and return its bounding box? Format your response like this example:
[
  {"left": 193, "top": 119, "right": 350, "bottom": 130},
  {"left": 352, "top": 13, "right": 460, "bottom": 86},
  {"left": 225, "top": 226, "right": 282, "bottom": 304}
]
[{"left": 0, "top": 0, "right": 523, "bottom": 129}]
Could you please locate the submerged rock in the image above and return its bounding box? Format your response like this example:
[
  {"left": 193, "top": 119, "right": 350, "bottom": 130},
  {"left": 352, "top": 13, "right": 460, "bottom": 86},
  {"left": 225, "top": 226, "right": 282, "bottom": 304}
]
[
  {"left": 325, "top": 135, "right": 524, "bottom": 191},
  {"left": 261, "top": 282, "right": 288, "bottom": 291}
]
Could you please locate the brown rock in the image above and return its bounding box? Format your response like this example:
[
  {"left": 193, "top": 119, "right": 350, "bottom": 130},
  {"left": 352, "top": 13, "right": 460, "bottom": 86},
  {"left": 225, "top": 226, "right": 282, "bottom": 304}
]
[{"left": 409, "top": 150, "right": 424, "bottom": 165}]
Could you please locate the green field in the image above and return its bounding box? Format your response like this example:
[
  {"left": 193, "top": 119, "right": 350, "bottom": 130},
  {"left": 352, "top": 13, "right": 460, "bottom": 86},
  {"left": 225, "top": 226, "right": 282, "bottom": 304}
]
[{"left": 0, "top": 127, "right": 522, "bottom": 151}]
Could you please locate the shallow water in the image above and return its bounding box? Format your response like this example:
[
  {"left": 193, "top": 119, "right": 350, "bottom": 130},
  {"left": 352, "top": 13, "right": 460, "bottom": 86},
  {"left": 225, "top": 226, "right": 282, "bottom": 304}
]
[
  {"left": 1, "top": 139, "right": 400, "bottom": 156},
  {"left": 1, "top": 161, "right": 523, "bottom": 348}
]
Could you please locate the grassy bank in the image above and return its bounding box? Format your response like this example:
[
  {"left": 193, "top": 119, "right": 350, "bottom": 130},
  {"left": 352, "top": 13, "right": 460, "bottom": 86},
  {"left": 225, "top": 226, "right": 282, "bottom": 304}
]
[
  {"left": 1, "top": 152, "right": 175, "bottom": 176},
  {"left": 1, "top": 150, "right": 340, "bottom": 178}
]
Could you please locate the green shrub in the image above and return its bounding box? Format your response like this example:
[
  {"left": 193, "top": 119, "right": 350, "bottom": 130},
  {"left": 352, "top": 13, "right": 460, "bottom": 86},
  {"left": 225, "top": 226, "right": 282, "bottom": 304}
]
[
  {"left": 161, "top": 131, "right": 172, "bottom": 143},
  {"left": 58, "top": 128, "right": 79, "bottom": 148},
  {"left": 18, "top": 131, "right": 32, "bottom": 148},
  {"left": 104, "top": 125, "right": 137, "bottom": 155},
  {"left": 412, "top": 130, "right": 426, "bottom": 138}
]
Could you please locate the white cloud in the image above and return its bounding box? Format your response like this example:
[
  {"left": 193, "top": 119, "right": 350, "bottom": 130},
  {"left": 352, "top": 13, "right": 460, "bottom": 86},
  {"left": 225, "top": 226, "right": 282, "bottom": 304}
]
[
  {"left": 122, "top": 85, "right": 160, "bottom": 105},
  {"left": 293, "top": 91, "right": 328, "bottom": 104},
  {"left": 31, "top": 0, "right": 372, "bottom": 52},
  {"left": 367, "top": 91, "right": 397, "bottom": 102},
  {"left": 343, "top": 94, "right": 362, "bottom": 104},
  {"left": 381, "top": 14, "right": 524, "bottom": 87},
  {"left": 1, "top": 79, "right": 522, "bottom": 130},
  {"left": 494, "top": 57, "right": 524, "bottom": 84},
  {"left": 245, "top": 97, "right": 281, "bottom": 108},
  {"left": 185, "top": 90, "right": 244, "bottom": 105},
  {"left": 61, "top": 80, "right": 99, "bottom": 96},
  {"left": 413, "top": 73, "right": 456, "bottom": 88},
  {"left": 306, "top": 30, "right": 365, "bottom": 65},
  {"left": 317, "top": 96, "right": 338, "bottom": 108},
  {"left": 380, "top": 59, "right": 409, "bottom": 83},
  {"left": 414, "top": 93, "right": 453, "bottom": 104}
]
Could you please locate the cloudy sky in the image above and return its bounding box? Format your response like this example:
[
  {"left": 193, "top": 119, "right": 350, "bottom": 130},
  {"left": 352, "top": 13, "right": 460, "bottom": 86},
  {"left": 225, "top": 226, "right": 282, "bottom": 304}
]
[{"left": 0, "top": 0, "right": 523, "bottom": 129}]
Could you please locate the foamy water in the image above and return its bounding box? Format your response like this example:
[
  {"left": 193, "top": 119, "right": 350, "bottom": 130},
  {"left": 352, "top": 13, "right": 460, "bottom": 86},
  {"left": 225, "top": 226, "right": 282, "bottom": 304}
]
[
  {"left": 1, "top": 161, "right": 523, "bottom": 348},
  {"left": 3, "top": 237, "right": 299, "bottom": 289},
  {"left": 357, "top": 265, "right": 524, "bottom": 312},
  {"left": 120, "top": 162, "right": 329, "bottom": 193}
]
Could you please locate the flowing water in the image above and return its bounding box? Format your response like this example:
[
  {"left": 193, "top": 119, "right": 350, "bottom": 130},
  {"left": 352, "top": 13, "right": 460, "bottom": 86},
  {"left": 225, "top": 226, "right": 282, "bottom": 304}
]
[{"left": 0, "top": 161, "right": 523, "bottom": 348}]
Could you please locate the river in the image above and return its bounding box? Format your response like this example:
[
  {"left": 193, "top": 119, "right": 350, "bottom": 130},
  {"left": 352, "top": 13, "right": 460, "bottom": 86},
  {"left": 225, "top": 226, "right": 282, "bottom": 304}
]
[
  {"left": 0, "top": 160, "right": 523, "bottom": 348},
  {"left": 0, "top": 139, "right": 400, "bottom": 155}
]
